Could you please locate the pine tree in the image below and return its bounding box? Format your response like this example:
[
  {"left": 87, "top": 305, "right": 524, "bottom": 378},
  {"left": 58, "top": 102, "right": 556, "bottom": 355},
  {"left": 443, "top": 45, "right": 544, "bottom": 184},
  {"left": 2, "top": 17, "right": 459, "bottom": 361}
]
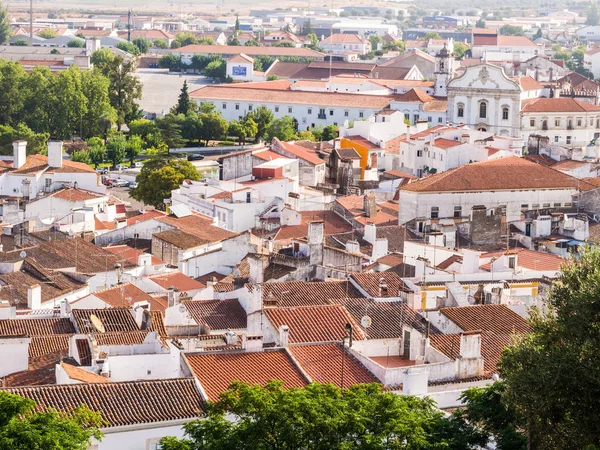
[
  {"left": 235, "top": 15, "right": 240, "bottom": 32},
  {"left": 175, "top": 80, "right": 191, "bottom": 115}
]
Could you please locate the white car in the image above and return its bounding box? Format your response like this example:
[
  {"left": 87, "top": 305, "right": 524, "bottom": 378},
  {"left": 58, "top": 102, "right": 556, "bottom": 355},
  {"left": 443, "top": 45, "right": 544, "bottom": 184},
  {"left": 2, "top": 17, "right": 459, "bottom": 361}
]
[
  {"left": 133, "top": 162, "right": 143, "bottom": 168},
  {"left": 128, "top": 181, "right": 138, "bottom": 189},
  {"left": 112, "top": 179, "right": 129, "bottom": 187},
  {"left": 115, "top": 164, "right": 128, "bottom": 171}
]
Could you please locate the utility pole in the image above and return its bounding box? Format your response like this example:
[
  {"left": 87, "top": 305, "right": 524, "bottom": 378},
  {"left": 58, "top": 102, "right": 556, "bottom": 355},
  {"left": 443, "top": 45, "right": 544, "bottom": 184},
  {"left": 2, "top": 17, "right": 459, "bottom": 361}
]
[
  {"left": 127, "top": 9, "right": 132, "bottom": 42},
  {"left": 29, "top": 0, "right": 33, "bottom": 42}
]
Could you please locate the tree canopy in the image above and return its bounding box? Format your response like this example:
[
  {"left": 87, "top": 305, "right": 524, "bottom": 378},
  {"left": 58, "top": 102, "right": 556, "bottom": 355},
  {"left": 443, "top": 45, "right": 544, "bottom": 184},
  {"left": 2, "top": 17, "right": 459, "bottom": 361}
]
[
  {"left": 265, "top": 116, "right": 297, "bottom": 142},
  {"left": 0, "top": 1, "right": 10, "bottom": 45},
  {"left": 160, "top": 381, "right": 484, "bottom": 450},
  {"left": 587, "top": 2, "right": 600, "bottom": 26},
  {"left": 0, "top": 391, "right": 104, "bottom": 450},
  {"left": 131, "top": 158, "right": 200, "bottom": 209}
]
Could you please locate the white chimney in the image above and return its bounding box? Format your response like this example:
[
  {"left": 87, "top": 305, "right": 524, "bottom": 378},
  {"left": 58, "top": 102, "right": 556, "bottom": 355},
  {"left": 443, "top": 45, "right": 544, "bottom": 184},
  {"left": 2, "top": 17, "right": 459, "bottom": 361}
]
[
  {"left": 0, "top": 335, "right": 31, "bottom": 377},
  {"left": 47, "top": 141, "right": 64, "bottom": 168},
  {"left": 241, "top": 334, "right": 263, "bottom": 352},
  {"left": 460, "top": 330, "right": 482, "bottom": 359},
  {"left": 13, "top": 141, "right": 27, "bottom": 169},
  {"left": 137, "top": 253, "right": 152, "bottom": 266},
  {"left": 27, "top": 284, "right": 41, "bottom": 310},
  {"left": 278, "top": 325, "right": 289, "bottom": 347}
]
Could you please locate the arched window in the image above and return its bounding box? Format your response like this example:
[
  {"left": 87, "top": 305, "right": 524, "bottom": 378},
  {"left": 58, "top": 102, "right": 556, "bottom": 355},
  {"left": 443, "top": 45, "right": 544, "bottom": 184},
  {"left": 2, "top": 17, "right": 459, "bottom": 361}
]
[
  {"left": 457, "top": 103, "right": 464, "bottom": 118},
  {"left": 479, "top": 101, "right": 487, "bottom": 119},
  {"left": 440, "top": 61, "right": 444, "bottom": 71},
  {"left": 502, "top": 107, "right": 509, "bottom": 120}
]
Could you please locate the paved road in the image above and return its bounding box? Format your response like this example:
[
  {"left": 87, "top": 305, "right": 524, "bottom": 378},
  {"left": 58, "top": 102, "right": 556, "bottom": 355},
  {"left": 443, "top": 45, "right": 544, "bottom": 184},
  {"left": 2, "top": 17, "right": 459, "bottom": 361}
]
[
  {"left": 109, "top": 186, "right": 145, "bottom": 211},
  {"left": 137, "top": 68, "right": 212, "bottom": 116}
]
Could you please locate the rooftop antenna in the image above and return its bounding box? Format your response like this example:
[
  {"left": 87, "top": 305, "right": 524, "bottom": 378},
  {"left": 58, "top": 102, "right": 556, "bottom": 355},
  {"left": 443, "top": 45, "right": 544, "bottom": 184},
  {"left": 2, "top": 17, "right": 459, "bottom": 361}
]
[{"left": 29, "top": 0, "right": 33, "bottom": 42}]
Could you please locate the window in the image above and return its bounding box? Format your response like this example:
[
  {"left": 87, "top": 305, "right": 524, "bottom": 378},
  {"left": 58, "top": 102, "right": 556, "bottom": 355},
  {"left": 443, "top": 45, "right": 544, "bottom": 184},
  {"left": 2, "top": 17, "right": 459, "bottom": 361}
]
[
  {"left": 555, "top": 136, "right": 559, "bottom": 143},
  {"left": 438, "top": 117, "right": 443, "bottom": 123},
  {"left": 502, "top": 107, "right": 509, "bottom": 120},
  {"left": 479, "top": 101, "right": 487, "bottom": 119},
  {"left": 414, "top": 114, "right": 419, "bottom": 122},
  {"left": 457, "top": 104, "right": 464, "bottom": 118},
  {"left": 440, "top": 154, "right": 443, "bottom": 161},
  {"left": 532, "top": 203, "right": 540, "bottom": 209},
  {"left": 530, "top": 119, "right": 535, "bottom": 127},
  {"left": 543, "top": 203, "right": 551, "bottom": 208},
  {"left": 564, "top": 202, "right": 572, "bottom": 207},
  {"left": 521, "top": 204, "right": 529, "bottom": 210},
  {"left": 432, "top": 152, "right": 436, "bottom": 159},
  {"left": 454, "top": 206, "right": 462, "bottom": 218},
  {"left": 577, "top": 118, "right": 582, "bottom": 126},
  {"left": 275, "top": 106, "right": 279, "bottom": 112},
  {"left": 248, "top": 105, "right": 253, "bottom": 111},
  {"left": 235, "top": 104, "right": 239, "bottom": 110},
  {"left": 329, "top": 110, "right": 334, "bottom": 116},
  {"left": 45, "top": 178, "right": 51, "bottom": 188},
  {"left": 508, "top": 257, "right": 516, "bottom": 269},
  {"left": 359, "top": 111, "right": 364, "bottom": 118},
  {"left": 308, "top": 108, "right": 312, "bottom": 115},
  {"left": 566, "top": 136, "right": 572, "bottom": 144},
  {"left": 246, "top": 191, "right": 251, "bottom": 203},
  {"left": 288, "top": 107, "right": 293, "bottom": 113},
  {"left": 344, "top": 110, "right": 349, "bottom": 117},
  {"left": 555, "top": 118, "right": 560, "bottom": 126},
  {"left": 417, "top": 150, "right": 423, "bottom": 157},
  {"left": 430, "top": 206, "right": 439, "bottom": 219},
  {"left": 222, "top": 103, "right": 227, "bottom": 109},
  {"left": 554, "top": 202, "right": 561, "bottom": 207},
  {"left": 428, "top": 116, "right": 432, "bottom": 122}
]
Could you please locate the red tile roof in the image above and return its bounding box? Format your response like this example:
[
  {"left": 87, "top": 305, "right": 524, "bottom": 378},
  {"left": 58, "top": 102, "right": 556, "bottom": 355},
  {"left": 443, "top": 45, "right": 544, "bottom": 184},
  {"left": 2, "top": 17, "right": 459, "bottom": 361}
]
[
  {"left": 350, "top": 272, "right": 410, "bottom": 298},
  {"left": 12, "top": 154, "right": 96, "bottom": 174},
  {"left": 497, "top": 35, "right": 537, "bottom": 47},
  {"left": 126, "top": 210, "right": 166, "bottom": 226},
  {"left": 5, "top": 379, "right": 203, "bottom": 427},
  {"left": 174, "top": 44, "right": 324, "bottom": 58},
  {"left": 60, "top": 362, "right": 110, "bottom": 383},
  {"left": 147, "top": 271, "right": 204, "bottom": 292},
  {"left": 335, "top": 195, "right": 397, "bottom": 225},
  {"left": 104, "top": 245, "right": 163, "bottom": 266},
  {"left": 182, "top": 299, "right": 247, "bottom": 330},
  {"left": 92, "top": 283, "right": 157, "bottom": 308},
  {"left": 186, "top": 350, "right": 309, "bottom": 401},
  {"left": 433, "top": 138, "right": 462, "bottom": 150},
  {"left": 273, "top": 138, "right": 325, "bottom": 165},
  {"left": 480, "top": 249, "right": 565, "bottom": 272},
  {"left": 259, "top": 280, "right": 365, "bottom": 308},
  {"left": 440, "top": 304, "right": 530, "bottom": 334},
  {"left": 264, "top": 304, "right": 366, "bottom": 344},
  {"left": 50, "top": 188, "right": 106, "bottom": 202},
  {"left": 400, "top": 156, "right": 596, "bottom": 193},
  {"left": 0, "top": 318, "right": 75, "bottom": 336},
  {"left": 71, "top": 308, "right": 139, "bottom": 334},
  {"left": 157, "top": 213, "right": 237, "bottom": 243},
  {"left": 521, "top": 97, "right": 600, "bottom": 113},
  {"left": 322, "top": 33, "right": 368, "bottom": 45},
  {"left": 289, "top": 343, "right": 378, "bottom": 387}
]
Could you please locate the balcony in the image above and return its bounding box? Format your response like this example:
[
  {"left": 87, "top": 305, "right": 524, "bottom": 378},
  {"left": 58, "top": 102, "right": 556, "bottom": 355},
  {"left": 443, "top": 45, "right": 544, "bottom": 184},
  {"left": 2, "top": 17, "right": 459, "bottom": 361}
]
[{"left": 317, "top": 114, "right": 326, "bottom": 120}]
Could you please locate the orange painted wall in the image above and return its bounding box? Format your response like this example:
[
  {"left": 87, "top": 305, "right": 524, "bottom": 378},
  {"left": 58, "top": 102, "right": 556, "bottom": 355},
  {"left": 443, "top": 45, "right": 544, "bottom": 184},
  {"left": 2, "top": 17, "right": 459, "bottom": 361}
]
[{"left": 340, "top": 138, "right": 369, "bottom": 177}]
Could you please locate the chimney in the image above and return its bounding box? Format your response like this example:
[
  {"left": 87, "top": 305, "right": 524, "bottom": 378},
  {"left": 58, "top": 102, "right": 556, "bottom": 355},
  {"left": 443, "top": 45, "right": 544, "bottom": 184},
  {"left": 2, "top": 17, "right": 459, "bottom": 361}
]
[
  {"left": 167, "top": 286, "right": 179, "bottom": 307},
  {"left": 0, "top": 335, "right": 31, "bottom": 377},
  {"left": 364, "top": 193, "right": 377, "bottom": 218},
  {"left": 60, "top": 300, "right": 68, "bottom": 317},
  {"left": 363, "top": 222, "right": 377, "bottom": 244},
  {"left": 460, "top": 330, "right": 482, "bottom": 359},
  {"left": 370, "top": 152, "right": 378, "bottom": 169},
  {"left": 241, "top": 334, "right": 263, "bottom": 352},
  {"left": 223, "top": 330, "right": 238, "bottom": 345},
  {"left": 248, "top": 254, "right": 267, "bottom": 284},
  {"left": 278, "top": 325, "right": 289, "bottom": 347},
  {"left": 13, "top": 141, "right": 27, "bottom": 169},
  {"left": 47, "top": 141, "right": 64, "bottom": 169},
  {"left": 308, "top": 220, "right": 324, "bottom": 246},
  {"left": 378, "top": 277, "right": 388, "bottom": 297},
  {"left": 345, "top": 240, "right": 360, "bottom": 254},
  {"left": 137, "top": 253, "right": 152, "bottom": 266},
  {"left": 27, "top": 284, "right": 41, "bottom": 310}
]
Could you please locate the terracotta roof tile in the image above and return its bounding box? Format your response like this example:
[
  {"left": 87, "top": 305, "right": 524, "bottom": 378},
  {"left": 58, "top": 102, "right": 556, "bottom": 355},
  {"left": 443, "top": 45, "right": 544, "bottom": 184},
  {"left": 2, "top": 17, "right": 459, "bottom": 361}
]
[
  {"left": 104, "top": 245, "right": 163, "bottom": 266},
  {"left": 273, "top": 138, "right": 325, "bottom": 165},
  {"left": 0, "top": 318, "right": 75, "bottom": 336},
  {"left": 91, "top": 283, "right": 157, "bottom": 308},
  {"left": 521, "top": 97, "right": 600, "bottom": 113},
  {"left": 154, "top": 229, "right": 210, "bottom": 249},
  {"left": 71, "top": 308, "right": 139, "bottom": 334},
  {"left": 76, "top": 338, "right": 92, "bottom": 366},
  {"left": 186, "top": 350, "right": 309, "bottom": 401},
  {"left": 157, "top": 213, "right": 237, "bottom": 243},
  {"left": 322, "top": 33, "right": 367, "bottom": 45},
  {"left": 49, "top": 188, "right": 106, "bottom": 202},
  {"left": 182, "top": 299, "right": 247, "bottom": 331},
  {"left": 264, "top": 304, "right": 366, "bottom": 344},
  {"left": 259, "top": 280, "right": 365, "bottom": 308},
  {"left": 479, "top": 249, "right": 565, "bottom": 272},
  {"left": 93, "top": 330, "right": 149, "bottom": 346},
  {"left": 126, "top": 210, "right": 166, "bottom": 226},
  {"left": 175, "top": 44, "right": 323, "bottom": 58},
  {"left": 289, "top": 343, "right": 378, "bottom": 387},
  {"left": 5, "top": 378, "right": 203, "bottom": 427},
  {"left": 396, "top": 88, "right": 434, "bottom": 103},
  {"left": 350, "top": 272, "right": 411, "bottom": 298},
  {"left": 12, "top": 154, "right": 96, "bottom": 174},
  {"left": 60, "top": 362, "right": 110, "bottom": 383},
  {"left": 440, "top": 304, "right": 530, "bottom": 335},
  {"left": 147, "top": 271, "right": 204, "bottom": 292},
  {"left": 335, "top": 195, "right": 397, "bottom": 225},
  {"left": 29, "top": 334, "right": 70, "bottom": 359},
  {"left": 400, "top": 156, "right": 596, "bottom": 193}
]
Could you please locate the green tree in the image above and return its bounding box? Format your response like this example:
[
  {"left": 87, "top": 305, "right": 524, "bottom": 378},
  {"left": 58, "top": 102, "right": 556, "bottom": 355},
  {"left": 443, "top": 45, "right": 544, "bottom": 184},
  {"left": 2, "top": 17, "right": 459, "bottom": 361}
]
[
  {"left": 199, "top": 102, "right": 217, "bottom": 114},
  {"left": 67, "top": 39, "right": 85, "bottom": 48},
  {"left": 235, "top": 15, "right": 240, "bottom": 31},
  {"left": 423, "top": 31, "right": 442, "bottom": 40},
  {"left": 475, "top": 18, "right": 486, "bottom": 28},
  {"left": 12, "top": 38, "right": 29, "bottom": 46},
  {"left": 248, "top": 106, "right": 274, "bottom": 140},
  {"left": 132, "top": 37, "right": 152, "bottom": 54},
  {"left": 228, "top": 36, "right": 241, "bottom": 46},
  {"left": 0, "top": 1, "right": 11, "bottom": 45},
  {"left": 0, "top": 61, "right": 26, "bottom": 126},
  {"left": 159, "top": 54, "right": 181, "bottom": 71},
  {"left": 50, "top": 67, "right": 87, "bottom": 139},
  {"left": 265, "top": 116, "right": 297, "bottom": 142},
  {"left": 115, "top": 41, "right": 140, "bottom": 55},
  {"left": 156, "top": 114, "right": 187, "bottom": 149},
  {"left": 91, "top": 48, "right": 114, "bottom": 68},
  {"left": 131, "top": 158, "right": 200, "bottom": 208},
  {"left": 498, "top": 246, "right": 600, "bottom": 449},
  {"left": 368, "top": 34, "right": 383, "bottom": 50},
  {"left": 311, "top": 125, "right": 324, "bottom": 141},
  {"left": 87, "top": 136, "right": 106, "bottom": 167},
  {"left": 175, "top": 80, "right": 191, "bottom": 115},
  {"left": 38, "top": 28, "right": 57, "bottom": 39},
  {"left": 129, "top": 118, "right": 158, "bottom": 140},
  {"left": 81, "top": 69, "right": 115, "bottom": 139},
  {"left": 175, "top": 32, "right": 199, "bottom": 47},
  {"left": 0, "top": 391, "right": 104, "bottom": 449},
  {"left": 106, "top": 132, "right": 127, "bottom": 167},
  {"left": 160, "top": 381, "right": 483, "bottom": 450},
  {"left": 0, "top": 124, "right": 49, "bottom": 155},
  {"left": 229, "top": 117, "right": 257, "bottom": 144},
  {"left": 297, "top": 129, "right": 316, "bottom": 141},
  {"left": 457, "top": 383, "right": 526, "bottom": 450},
  {"left": 301, "top": 19, "right": 314, "bottom": 36},
  {"left": 126, "top": 134, "right": 143, "bottom": 164},
  {"left": 499, "top": 25, "right": 524, "bottom": 36},
  {"left": 153, "top": 38, "right": 168, "bottom": 49},
  {"left": 204, "top": 60, "right": 226, "bottom": 80},
  {"left": 266, "top": 74, "right": 279, "bottom": 81},
  {"left": 197, "top": 112, "right": 228, "bottom": 145},
  {"left": 70, "top": 149, "right": 92, "bottom": 164},
  {"left": 98, "top": 55, "right": 142, "bottom": 129},
  {"left": 20, "top": 66, "right": 54, "bottom": 133},
  {"left": 453, "top": 42, "right": 469, "bottom": 58},
  {"left": 587, "top": 2, "right": 600, "bottom": 26},
  {"left": 307, "top": 32, "right": 319, "bottom": 49},
  {"left": 534, "top": 28, "right": 543, "bottom": 40},
  {"left": 322, "top": 124, "right": 338, "bottom": 141}
]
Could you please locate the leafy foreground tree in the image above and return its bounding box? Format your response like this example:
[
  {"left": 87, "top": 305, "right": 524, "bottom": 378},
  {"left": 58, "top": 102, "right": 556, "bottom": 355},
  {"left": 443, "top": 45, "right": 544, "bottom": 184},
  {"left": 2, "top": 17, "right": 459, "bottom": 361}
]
[
  {"left": 0, "top": 1, "right": 10, "bottom": 45},
  {"left": 0, "top": 391, "right": 104, "bottom": 450},
  {"left": 495, "top": 245, "right": 600, "bottom": 450},
  {"left": 265, "top": 116, "right": 297, "bottom": 142},
  {"left": 160, "top": 381, "right": 484, "bottom": 450},
  {"left": 131, "top": 158, "right": 200, "bottom": 209}
]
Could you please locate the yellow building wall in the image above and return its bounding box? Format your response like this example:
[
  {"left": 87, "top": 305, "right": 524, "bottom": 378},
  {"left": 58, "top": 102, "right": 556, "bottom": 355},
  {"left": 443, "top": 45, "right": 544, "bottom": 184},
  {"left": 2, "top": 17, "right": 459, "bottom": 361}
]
[{"left": 340, "top": 138, "right": 369, "bottom": 177}]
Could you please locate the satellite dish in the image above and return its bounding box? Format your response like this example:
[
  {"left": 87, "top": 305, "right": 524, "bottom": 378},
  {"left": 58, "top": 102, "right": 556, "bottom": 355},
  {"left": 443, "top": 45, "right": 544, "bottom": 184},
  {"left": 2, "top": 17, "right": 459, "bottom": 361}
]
[
  {"left": 19, "top": 251, "right": 27, "bottom": 259},
  {"left": 90, "top": 314, "right": 106, "bottom": 333},
  {"left": 178, "top": 304, "right": 186, "bottom": 313},
  {"left": 361, "top": 315, "right": 372, "bottom": 328}
]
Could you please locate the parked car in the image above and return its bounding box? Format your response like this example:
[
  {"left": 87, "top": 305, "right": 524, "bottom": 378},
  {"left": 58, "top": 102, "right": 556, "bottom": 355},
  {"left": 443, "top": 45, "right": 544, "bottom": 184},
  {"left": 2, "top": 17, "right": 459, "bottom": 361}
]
[
  {"left": 112, "top": 179, "right": 129, "bottom": 187},
  {"left": 128, "top": 181, "right": 138, "bottom": 189},
  {"left": 133, "top": 162, "right": 143, "bottom": 168},
  {"left": 96, "top": 167, "right": 108, "bottom": 174},
  {"left": 187, "top": 154, "right": 204, "bottom": 161},
  {"left": 115, "top": 164, "right": 128, "bottom": 171},
  {"left": 102, "top": 177, "right": 113, "bottom": 187}
]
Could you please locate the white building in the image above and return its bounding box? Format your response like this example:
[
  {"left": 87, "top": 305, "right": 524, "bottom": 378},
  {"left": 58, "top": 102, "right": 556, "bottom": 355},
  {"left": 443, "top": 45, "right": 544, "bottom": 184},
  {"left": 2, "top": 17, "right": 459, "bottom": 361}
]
[
  {"left": 576, "top": 25, "right": 600, "bottom": 42},
  {"left": 397, "top": 156, "right": 587, "bottom": 225},
  {"left": 584, "top": 47, "right": 600, "bottom": 79},
  {"left": 225, "top": 53, "right": 254, "bottom": 82},
  {"left": 320, "top": 33, "right": 371, "bottom": 57}
]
